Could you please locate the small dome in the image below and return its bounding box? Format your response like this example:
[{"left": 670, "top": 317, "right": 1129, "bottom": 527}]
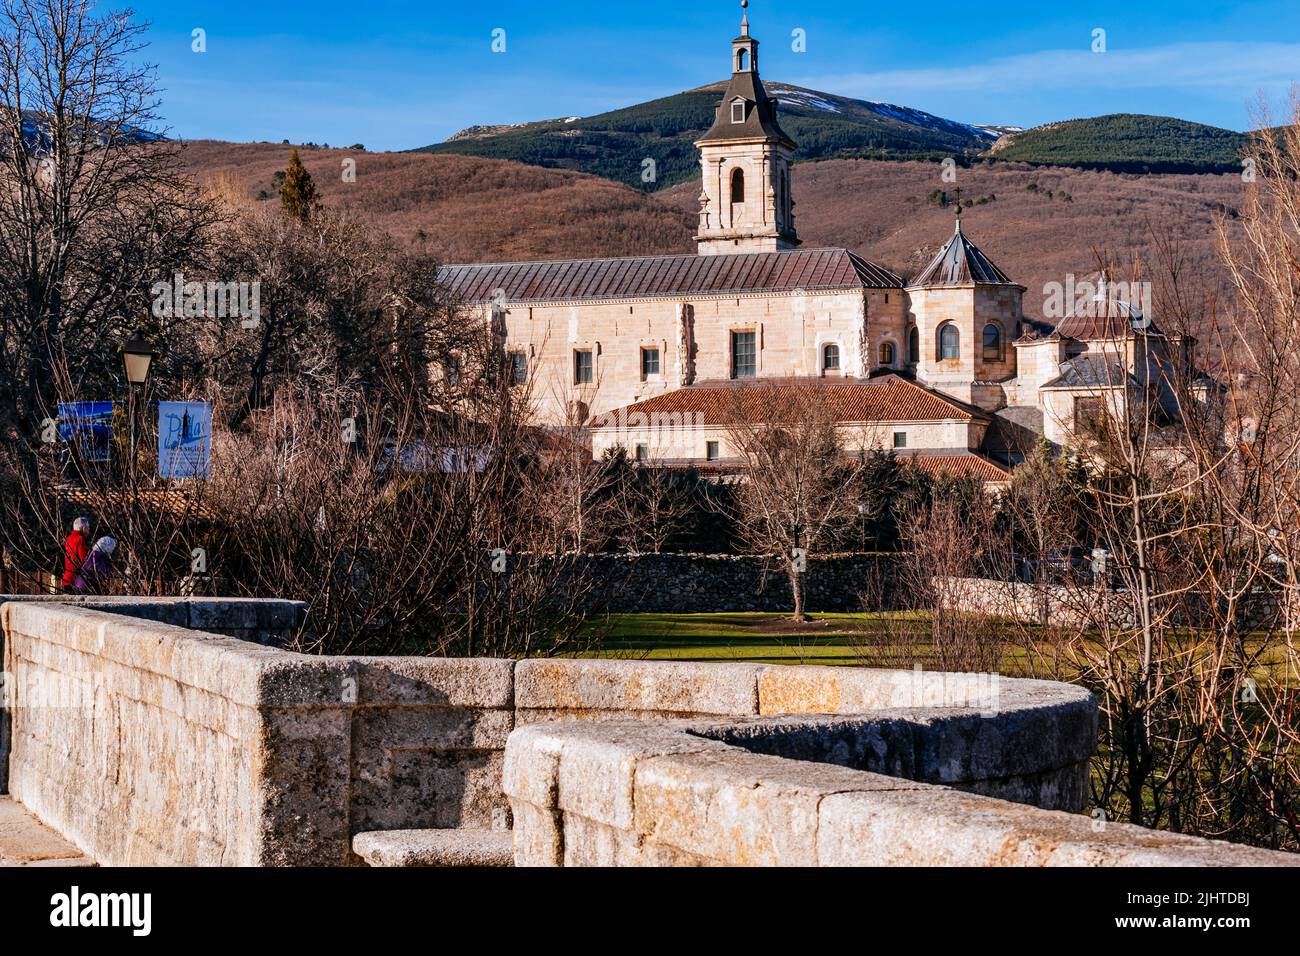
[{"left": 1055, "top": 274, "right": 1160, "bottom": 340}]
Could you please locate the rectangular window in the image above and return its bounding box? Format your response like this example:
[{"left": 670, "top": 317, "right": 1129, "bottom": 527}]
[
  {"left": 1075, "top": 397, "right": 1105, "bottom": 433},
  {"left": 731, "top": 101, "right": 745, "bottom": 123},
  {"left": 731, "top": 331, "right": 756, "bottom": 379},
  {"left": 706, "top": 440, "right": 720, "bottom": 462},
  {"left": 510, "top": 353, "right": 527, "bottom": 385},
  {"left": 641, "top": 347, "right": 660, "bottom": 379},
  {"left": 574, "top": 349, "right": 593, "bottom": 385},
  {"left": 892, "top": 432, "right": 908, "bottom": 449},
  {"left": 635, "top": 443, "right": 648, "bottom": 462}
]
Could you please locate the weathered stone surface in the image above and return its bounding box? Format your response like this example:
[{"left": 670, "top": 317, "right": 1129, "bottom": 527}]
[
  {"left": 815, "top": 787, "right": 1300, "bottom": 867},
  {"left": 502, "top": 723, "right": 565, "bottom": 808},
  {"left": 632, "top": 749, "right": 926, "bottom": 867},
  {"left": 353, "top": 656, "right": 514, "bottom": 709},
  {"left": 509, "top": 800, "right": 564, "bottom": 867},
  {"left": 515, "top": 659, "right": 761, "bottom": 716},
  {"left": 552, "top": 721, "right": 730, "bottom": 829},
  {"left": 185, "top": 598, "right": 303, "bottom": 632},
  {"left": 353, "top": 828, "right": 513, "bottom": 867}
]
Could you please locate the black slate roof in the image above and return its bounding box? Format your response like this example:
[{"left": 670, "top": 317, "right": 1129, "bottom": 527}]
[
  {"left": 439, "top": 248, "right": 904, "bottom": 304},
  {"left": 910, "top": 219, "right": 1018, "bottom": 288},
  {"left": 1041, "top": 353, "right": 1136, "bottom": 390}
]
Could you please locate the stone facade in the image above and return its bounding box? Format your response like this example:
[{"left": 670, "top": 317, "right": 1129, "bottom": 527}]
[{"left": 504, "top": 286, "right": 906, "bottom": 425}]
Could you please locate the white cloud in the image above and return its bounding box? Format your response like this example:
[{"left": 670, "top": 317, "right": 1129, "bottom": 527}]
[{"left": 799, "top": 41, "right": 1300, "bottom": 102}]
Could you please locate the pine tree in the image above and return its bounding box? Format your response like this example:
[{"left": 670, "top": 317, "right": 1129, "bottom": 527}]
[{"left": 278, "top": 148, "right": 319, "bottom": 222}]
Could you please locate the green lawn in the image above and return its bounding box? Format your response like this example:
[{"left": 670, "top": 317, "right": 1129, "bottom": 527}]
[
  {"left": 580, "top": 612, "right": 940, "bottom": 667},
  {"left": 576, "top": 612, "right": 1297, "bottom": 683}
]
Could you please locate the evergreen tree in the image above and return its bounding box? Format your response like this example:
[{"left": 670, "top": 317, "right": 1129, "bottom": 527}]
[{"left": 279, "top": 149, "right": 319, "bottom": 222}]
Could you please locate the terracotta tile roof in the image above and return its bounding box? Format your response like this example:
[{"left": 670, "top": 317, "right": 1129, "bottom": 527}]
[
  {"left": 439, "top": 248, "right": 903, "bottom": 305},
  {"left": 58, "top": 488, "right": 215, "bottom": 520},
  {"left": 898, "top": 451, "right": 1012, "bottom": 483},
  {"left": 1055, "top": 307, "right": 1153, "bottom": 341},
  {"left": 910, "top": 219, "right": 1017, "bottom": 288},
  {"left": 594, "top": 377, "right": 989, "bottom": 428},
  {"left": 1053, "top": 277, "right": 1161, "bottom": 340}
]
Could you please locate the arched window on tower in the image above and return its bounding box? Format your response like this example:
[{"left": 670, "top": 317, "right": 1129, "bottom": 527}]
[
  {"left": 939, "top": 323, "right": 960, "bottom": 361},
  {"left": 982, "top": 323, "right": 1003, "bottom": 362},
  {"left": 908, "top": 325, "right": 920, "bottom": 364},
  {"left": 879, "top": 342, "right": 895, "bottom": 367},
  {"left": 736, "top": 48, "right": 749, "bottom": 72},
  {"left": 731, "top": 168, "right": 745, "bottom": 204}
]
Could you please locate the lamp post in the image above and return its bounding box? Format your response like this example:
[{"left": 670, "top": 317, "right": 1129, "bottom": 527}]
[{"left": 121, "top": 334, "right": 155, "bottom": 576}]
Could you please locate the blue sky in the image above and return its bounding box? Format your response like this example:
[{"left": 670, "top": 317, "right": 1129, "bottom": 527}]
[{"left": 129, "top": 0, "right": 1300, "bottom": 150}]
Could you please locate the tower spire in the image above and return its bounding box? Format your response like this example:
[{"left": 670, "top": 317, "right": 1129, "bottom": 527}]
[{"left": 741, "top": 0, "right": 749, "bottom": 36}]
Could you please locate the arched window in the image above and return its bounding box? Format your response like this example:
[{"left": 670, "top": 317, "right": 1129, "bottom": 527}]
[
  {"left": 879, "top": 342, "right": 895, "bottom": 367},
  {"left": 982, "top": 323, "right": 1003, "bottom": 362},
  {"left": 730, "top": 167, "right": 745, "bottom": 204},
  {"left": 908, "top": 325, "right": 920, "bottom": 364},
  {"left": 736, "top": 49, "right": 749, "bottom": 72},
  {"left": 939, "top": 324, "right": 960, "bottom": 361},
  {"left": 822, "top": 342, "right": 840, "bottom": 373}
]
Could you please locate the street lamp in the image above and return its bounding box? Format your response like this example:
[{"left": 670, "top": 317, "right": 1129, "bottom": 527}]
[
  {"left": 122, "top": 334, "right": 155, "bottom": 386},
  {"left": 121, "top": 334, "right": 155, "bottom": 579}
]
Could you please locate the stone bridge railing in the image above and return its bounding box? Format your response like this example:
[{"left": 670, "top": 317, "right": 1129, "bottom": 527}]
[{"left": 1, "top": 598, "right": 1294, "bottom": 866}]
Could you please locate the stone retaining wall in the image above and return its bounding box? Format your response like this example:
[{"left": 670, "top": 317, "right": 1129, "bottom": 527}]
[
  {"left": 0, "top": 596, "right": 303, "bottom": 796},
  {"left": 3, "top": 598, "right": 1295, "bottom": 866},
  {"left": 936, "top": 576, "right": 1295, "bottom": 632},
  {"left": 568, "top": 552, "right": 890, "bottom": 613}
]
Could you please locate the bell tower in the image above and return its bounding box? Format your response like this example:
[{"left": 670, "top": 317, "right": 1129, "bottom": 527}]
[{"left": 694, "top": 2, "right": 799, "bottom": 256}]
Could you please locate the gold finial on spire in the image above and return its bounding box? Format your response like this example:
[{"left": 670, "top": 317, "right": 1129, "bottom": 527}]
[
  {"left": 741, "top": 0, "right": 749, "bottom": 36},
  {"left": 953, "top": 187, "right": 963, "bottom": 231}
]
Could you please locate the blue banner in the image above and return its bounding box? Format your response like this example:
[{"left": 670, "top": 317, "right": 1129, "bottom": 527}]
[
  {"left": 57, "top": 402, "right": 115, "bottom": 463},
  {"left": 158, "top": 401, "right": 211, "bottom": 479}
]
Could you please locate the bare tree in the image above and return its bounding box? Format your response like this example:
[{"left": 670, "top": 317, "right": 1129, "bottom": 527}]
[
  {"left": 0, "top": 0, "right": 213, "bottom": 439},
  {"left": 721, "top": 382, "right": 868, "bottom": 622}
]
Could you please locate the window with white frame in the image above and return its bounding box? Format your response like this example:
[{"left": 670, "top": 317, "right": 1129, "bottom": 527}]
[
  {"left": 822, "top": 342, "right": 840, "bottom": 373},
  {"left": 641, "top": 347, "right": 660, "bottom": 379},
  {"left": 732, "top": 331, "right": 756, "bottom": 378},
  {"left": 574, "top": 349, "right": 593, "bottom": 384}
]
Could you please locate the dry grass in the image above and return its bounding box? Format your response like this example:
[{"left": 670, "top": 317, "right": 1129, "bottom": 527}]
[{"left": 178, "top": 141, "right": 696, "bottom": 263}]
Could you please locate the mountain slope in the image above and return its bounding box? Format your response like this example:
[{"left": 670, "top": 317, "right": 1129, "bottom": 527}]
[
  {"left": 987, "top": 114, "right": 1247, "bottom": 174},
  {"left": 411, "top": 82, "right": 995, "bottom": 190},
  {"left": 178, "top": 141, "right": 695, "bottom": 263}
]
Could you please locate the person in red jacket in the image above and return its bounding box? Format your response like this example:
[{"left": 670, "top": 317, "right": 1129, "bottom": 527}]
[{"left": 61, "top": 516, "right": 91, "bottom": 591}]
